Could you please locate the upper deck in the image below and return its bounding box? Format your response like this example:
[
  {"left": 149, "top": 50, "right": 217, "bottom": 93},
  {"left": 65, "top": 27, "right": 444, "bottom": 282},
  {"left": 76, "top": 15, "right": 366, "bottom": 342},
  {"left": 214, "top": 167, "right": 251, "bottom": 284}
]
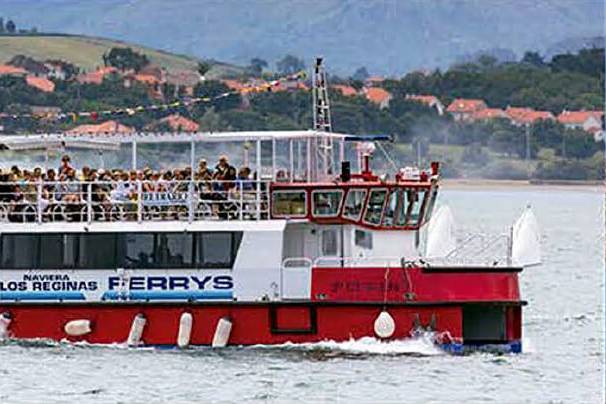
[{"left": 0, "top": 131, "right": 440, "bottom": 229}]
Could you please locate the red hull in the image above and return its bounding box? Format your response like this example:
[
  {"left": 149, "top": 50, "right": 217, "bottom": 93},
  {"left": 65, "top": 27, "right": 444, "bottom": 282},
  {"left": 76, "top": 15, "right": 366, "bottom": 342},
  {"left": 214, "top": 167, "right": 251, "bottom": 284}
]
[{"left": 0, "top": 302, "right": 522, "bottom": 346}]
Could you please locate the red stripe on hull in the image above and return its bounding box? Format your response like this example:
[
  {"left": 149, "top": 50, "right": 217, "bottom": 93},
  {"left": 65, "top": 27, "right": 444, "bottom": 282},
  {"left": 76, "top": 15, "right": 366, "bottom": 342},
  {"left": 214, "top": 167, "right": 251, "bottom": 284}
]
[{"left": 1, "top": 304, "right": 468, "bottom": 346}]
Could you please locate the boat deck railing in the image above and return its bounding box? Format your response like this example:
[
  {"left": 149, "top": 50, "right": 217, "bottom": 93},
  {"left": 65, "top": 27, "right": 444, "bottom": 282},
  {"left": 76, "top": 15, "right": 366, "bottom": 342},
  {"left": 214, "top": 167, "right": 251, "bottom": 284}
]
[{"left": 0, "top": 180, "right": 271, "bottom": 224}]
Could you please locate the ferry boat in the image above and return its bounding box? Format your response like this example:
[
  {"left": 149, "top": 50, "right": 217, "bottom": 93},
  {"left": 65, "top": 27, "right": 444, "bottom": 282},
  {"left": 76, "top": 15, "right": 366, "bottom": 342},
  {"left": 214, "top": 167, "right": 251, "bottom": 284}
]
[{"left": 0, "top": 61, "right": 540, "bottom": 352}]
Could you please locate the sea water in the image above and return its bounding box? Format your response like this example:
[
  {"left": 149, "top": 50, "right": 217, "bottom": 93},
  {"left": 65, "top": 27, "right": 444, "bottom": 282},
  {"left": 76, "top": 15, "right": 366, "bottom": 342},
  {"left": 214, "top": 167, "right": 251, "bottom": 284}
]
[{"left": 0, "top": 186, "right": 603, "bottom": 403}]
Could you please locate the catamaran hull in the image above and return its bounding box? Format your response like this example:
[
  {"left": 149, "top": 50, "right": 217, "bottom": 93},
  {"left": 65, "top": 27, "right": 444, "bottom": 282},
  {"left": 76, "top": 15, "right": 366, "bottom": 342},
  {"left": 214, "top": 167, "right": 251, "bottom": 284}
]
[{"left": 0, "top": 301, "right": 523, "bottom": 350}]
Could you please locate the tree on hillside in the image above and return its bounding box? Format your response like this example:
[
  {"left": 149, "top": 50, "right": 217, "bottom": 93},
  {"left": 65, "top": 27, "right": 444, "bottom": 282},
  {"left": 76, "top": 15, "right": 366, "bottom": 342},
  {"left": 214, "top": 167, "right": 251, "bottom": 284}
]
[
  {"left": 103, "top": 47, "right": 149, "bottom": 72},
  {"left": 276, "top": 55, "right": 305, "bottom": 75},
  {"left": 5, "top": 19, "right": 16, "bottom": 34},
  {"left": 197, "top": 61, "right": 212, "bottom": 78},
  {"left": 192, "top": 80, "right": 241, "bottom": 115},
  {"left": 521, "top": 51, "right": 545, "bottom": 67},
  {"left": 248, "top": 58, "right": 268, "bottom": 76},
  {"left": 352, "top": 67, "right": 369, "bottom": 82}
]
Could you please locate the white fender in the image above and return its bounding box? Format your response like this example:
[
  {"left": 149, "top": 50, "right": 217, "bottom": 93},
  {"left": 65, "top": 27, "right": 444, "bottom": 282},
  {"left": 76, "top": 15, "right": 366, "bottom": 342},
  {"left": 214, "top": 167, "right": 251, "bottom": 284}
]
[
  {"left": 211, "top": 317, "right": 232, "bottom": 348},
  {"left": 425, "top": 205, "right": 457, "bottom": 258},
  {"left": 0, "top": 312, "right": 12, "bottom": 339},
  {"left": 177, "top": 312, "right": 193, "bottom": 348},
  {"left": 127, "top": 313, "right": 146, "bottom": 347},
  {"left": 64, "top": 319, "right": 92, "bottom": 337},
  {"left": 511, "top": 205, "right": 541, "bottom": 267},
  {"left": 374, "top": 310, "right": 396, "bottom": 339}
]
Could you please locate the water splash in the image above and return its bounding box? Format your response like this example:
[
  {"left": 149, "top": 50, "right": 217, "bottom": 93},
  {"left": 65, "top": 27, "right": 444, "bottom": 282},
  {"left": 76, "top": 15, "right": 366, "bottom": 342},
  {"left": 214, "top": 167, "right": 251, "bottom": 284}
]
[{"left": 250, "top": 333, "right": 445, "bottom": 357}]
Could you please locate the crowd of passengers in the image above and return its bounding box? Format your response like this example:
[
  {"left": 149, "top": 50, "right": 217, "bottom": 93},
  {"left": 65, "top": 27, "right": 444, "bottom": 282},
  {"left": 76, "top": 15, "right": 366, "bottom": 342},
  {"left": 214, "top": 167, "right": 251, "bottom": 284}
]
[{"left": 0, "top": 154, "right": 260, "bottom": 220}]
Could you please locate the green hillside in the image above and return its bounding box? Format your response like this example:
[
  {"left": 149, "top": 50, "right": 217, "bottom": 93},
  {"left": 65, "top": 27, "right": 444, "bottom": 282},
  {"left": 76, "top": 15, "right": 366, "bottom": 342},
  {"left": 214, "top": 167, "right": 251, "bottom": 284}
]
[{"left": 0, "top": 34, "right": 242, "bottom": 78}]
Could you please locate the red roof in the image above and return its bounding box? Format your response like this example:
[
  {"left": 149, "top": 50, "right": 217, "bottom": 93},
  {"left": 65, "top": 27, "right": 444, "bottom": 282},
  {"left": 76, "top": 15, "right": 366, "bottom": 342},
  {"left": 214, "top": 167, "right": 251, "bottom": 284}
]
[
  {"left": 332, "top": 84, "right": 358, "bottom": 96},
  {"left": 222, "top": 79, "right": 246, "bottom": 91},
  {"left": 0, "top": 64, "right": 27, "bottom": 75},
  {"left": 67, "top": 120, "right": 134, "bottom": 134},
  {"left": 557, "top": 110, "right": 604, "bottom": 125},
  {"left": 77, "top": 67, "right": 118, "bottom": 85},
  {"left": 158, "top": 114, "right": 199, "bottom": 132},
  {"left": 471, "top": 108, "right": 507, "bottom": 120},
  {"left": 25, "top": 75, "right": 55, "bottom": 92},
  {"left": 446, "top": 99, "right": 487, "bottom": 113},
  {"left": 365, "top": 87, "right": 391, "bottom": 104},
  {"left": 506, "top": 107, "right": 554, "bottom": 124},
  {"left": 133, "top": 73, "right": 160, "bottom": 85}
]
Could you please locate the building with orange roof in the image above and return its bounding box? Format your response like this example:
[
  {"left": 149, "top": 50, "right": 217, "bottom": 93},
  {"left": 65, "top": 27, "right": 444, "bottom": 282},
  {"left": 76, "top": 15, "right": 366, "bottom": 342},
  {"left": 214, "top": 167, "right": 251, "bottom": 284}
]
[
  {"left": 470, "top": 108, "right": 507, "bottom": 121},
  {"left": 148, "top": 114, "right": 200, "bottom": 132},
  {"left": 364, "top": 76, "right": 385, "bottom": 87},
  {"left": 25, "top": 75, "right": 55, "bottom": 93},
  {"left": 77, "top": 67, "right": 118, "bottom": 85},
  {"left": 0, "top": 64, "right": 27, "bottom": 76},
  {"left": 67, "top": 120, "right": 134, "bottom": 135},
  {"left": 405, "top": 94, "right": 445, "bottom": 115},
  {"left": 332, "top": 84, "right": 358, "bottom": 97},
  {"left": 222, "top": 79, "right": 246, "bottom": 91},
  {"left": 557, "top": 110, "right": 604, "bottom": 140},
  {"left": 364, "top": 87, "right": 392, "bottom": 109},
  {"left": 446, "top": 98, "right": 487, "bottom": 121},
  {"left": 505, "top": 107, "right": 554, "bottom": 125}
]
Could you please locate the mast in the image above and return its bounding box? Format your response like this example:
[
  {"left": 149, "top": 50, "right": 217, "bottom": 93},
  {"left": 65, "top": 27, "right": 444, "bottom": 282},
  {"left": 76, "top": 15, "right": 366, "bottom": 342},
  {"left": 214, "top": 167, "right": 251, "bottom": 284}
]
[{"left": 312, "top": 57, "right": 333, "bottom": 179}]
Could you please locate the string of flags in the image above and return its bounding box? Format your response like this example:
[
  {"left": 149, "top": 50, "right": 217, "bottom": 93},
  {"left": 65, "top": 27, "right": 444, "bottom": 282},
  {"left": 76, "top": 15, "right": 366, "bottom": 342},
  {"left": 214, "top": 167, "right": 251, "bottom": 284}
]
[{"left": 0, "top": 71, "right": 307, "bottom": 122}]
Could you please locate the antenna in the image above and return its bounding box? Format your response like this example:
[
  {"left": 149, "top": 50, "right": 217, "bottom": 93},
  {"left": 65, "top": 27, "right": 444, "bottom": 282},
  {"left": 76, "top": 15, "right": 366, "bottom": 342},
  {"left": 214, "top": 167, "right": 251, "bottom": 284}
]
[{"left": 312, "top": 56, "right": 333, "bottom": 178}]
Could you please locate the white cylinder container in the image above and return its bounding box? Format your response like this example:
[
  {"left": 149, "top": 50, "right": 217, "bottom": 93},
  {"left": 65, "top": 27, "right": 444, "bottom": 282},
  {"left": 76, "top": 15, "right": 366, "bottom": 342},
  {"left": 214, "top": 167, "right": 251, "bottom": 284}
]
[
  {"left": 127, "top": 313, "right": 146, "bottom": 347},
  {"left": 211, "top": 317, "right": 232, "bottom": 348},
  {"left": 64, "top": 319, "right": 92, "bottom": 337},
  {"left": 177, "top": 312, "right": 193, "bottom": 348},
  {"left": 373, "top": 310, "right": 396, "bottom": 339},
  {"left": 0, "top": 312, "right": 12, "bottom": 339}
]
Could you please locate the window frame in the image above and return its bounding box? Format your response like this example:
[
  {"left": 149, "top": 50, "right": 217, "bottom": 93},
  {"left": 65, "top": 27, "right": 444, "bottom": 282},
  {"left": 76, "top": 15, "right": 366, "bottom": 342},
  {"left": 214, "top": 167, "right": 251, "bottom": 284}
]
[
  {"left": 342, "top": 188, "right": 368, "bottom": 222},
  {"left": 311, "top": 189, "right": 344, "bottom": 218},
  {"left": 362, "top": 188, "right": 388, "bottom": 226}
]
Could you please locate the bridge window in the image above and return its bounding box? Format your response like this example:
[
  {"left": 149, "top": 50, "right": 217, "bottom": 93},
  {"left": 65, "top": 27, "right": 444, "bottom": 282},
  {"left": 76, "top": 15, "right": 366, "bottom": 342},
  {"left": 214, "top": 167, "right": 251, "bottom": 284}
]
[
  {"left": 272, "top": 190, "right": 307, "bottom": 217},
  {"left": 408, "top": 189, "right": 427, "bottom": 226},
  {"left": 342, "top": 189, "right": 367, "bottom": 221},
  {"left": 158, "top": 233, "right": 194, "bottom": 268},
  {"left": 39, "top": 234, "right": 78, "bottom": 269},
  {"left": 383, "top": 189, "right": 400, "bottom": 226},
  {"left": 321, "top": 229, "right": 339, "bottom": 256},
  {"left": 363, "top": 189, "right": 387, "bottom": 225},
  {"left": 312, "top": 190, "right": 343, "bottom": 217}
]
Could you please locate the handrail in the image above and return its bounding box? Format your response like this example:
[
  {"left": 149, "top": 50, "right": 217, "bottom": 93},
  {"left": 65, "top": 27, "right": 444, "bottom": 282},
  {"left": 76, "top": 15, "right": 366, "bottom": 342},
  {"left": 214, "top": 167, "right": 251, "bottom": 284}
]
[{"left": 0, "top": 179, "right": 271, "bottom": 224}]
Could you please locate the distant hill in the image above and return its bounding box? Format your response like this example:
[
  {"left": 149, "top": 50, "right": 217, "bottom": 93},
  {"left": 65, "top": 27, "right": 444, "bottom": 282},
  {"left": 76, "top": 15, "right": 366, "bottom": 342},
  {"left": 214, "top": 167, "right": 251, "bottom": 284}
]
[
  {"left": 544, "top": 36, "right": 605, "bottom": 60},
  {"left": 0, "top": 34, "right": 244, "bottom": 77},
  {"left": 2, "top": 0, "right": 603, "bottom": 75}
]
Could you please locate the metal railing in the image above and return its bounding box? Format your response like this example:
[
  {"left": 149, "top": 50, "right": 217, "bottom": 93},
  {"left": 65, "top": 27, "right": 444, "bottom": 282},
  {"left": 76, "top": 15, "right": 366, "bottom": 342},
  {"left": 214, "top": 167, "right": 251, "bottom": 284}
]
[
  {"left": 425, "top": 233, "right": 512, "bottom": 267},
  {"left": 0, "top": 180, "right": 270, "bottom": 224}
]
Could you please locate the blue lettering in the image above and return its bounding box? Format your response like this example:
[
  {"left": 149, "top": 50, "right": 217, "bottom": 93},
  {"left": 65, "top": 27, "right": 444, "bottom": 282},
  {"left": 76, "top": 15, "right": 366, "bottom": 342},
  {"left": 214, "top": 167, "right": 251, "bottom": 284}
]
[
  {"left": 130, "top": 277, "right": 145, "bottom": 290},
  {"left": 190, "top": 276, "right": 212, "bottom": 290},
  {"left": 169, "top": 276, "right": 189, "bottom": 290},
  {"left": 147, "top": 276, "right": 168, "bottom": 290},
  {"left": 213, "top": 276, "right": 233, "bottom": 290}
]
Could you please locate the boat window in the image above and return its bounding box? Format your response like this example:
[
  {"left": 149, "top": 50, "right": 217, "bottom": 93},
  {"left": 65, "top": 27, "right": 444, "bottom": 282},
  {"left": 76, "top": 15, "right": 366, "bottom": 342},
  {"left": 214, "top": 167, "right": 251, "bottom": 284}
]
[
  {"left": 382, "top": 189, "right": 400, "bottom": 226},
  {"left": 0, "top": 234, "right": 38, "bottom": 269},
  {"left": 395, "top": 189, "right": 409, "bottom": 226},
  {"left": 355, "top": 229, "right": 373, "bottom": 249},
  {"left": 118, "top": 233, "right": 156, "bottom": 269},
  {"left": 343, "top": 189, "right": 367, "bottom": 221},
  {"left": 39, "top": 234, "right": 78, "bottom": 269},
  {"left": 363, "top": 189, "right": 387, "bottom": 225},
  {"left": 77, "top": 233, "right": 117, "bottom": 269},
  {"left": 272, "top": 190, "right": 307, "bottom": 217},
  {"left": 321, "top": 229, "right": 339, "bottom": 256},
  {"left": 158, "top": 233, "right": 194, "bottom": 268},
  {"left": 196, "top": 232, "right": 242, "bottom": 269},
  {"left": 407, "top": 189, "right": 427, "bottom": 226},
  {"left": 312, "top": 190, "right": 343, "bottom": 217}
]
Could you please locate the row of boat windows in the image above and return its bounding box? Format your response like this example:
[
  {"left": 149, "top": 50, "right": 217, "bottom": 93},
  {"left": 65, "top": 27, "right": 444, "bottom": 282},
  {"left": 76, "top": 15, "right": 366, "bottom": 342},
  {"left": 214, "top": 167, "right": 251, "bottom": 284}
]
[
  {"left": 0, "top": 232, "right": 243, "bottom": 270},
  {"left": 272, "top": 188, "right": 437, "bottom": 226}
]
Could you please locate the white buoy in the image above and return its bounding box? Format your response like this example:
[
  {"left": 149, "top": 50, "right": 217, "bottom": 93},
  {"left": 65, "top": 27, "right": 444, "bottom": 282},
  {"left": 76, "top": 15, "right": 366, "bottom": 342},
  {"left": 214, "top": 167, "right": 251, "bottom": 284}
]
[
  {"left": 177, "top": 312, "right": 193, "bottom": 348},
  {"left": 211, "top": 317, "right": 232, "bottom": 347},
  {"left": 127, "top": 313, "right": 146, "bottom": 347},
  {"left": 373, "top": 310, "right": 396, "bottom": 339},
  {"left": 0, "top": 312, "right": 12, "bottom": 339},
  {"left": 64, "top": 319, "right": 92, "bottom": 337}
]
